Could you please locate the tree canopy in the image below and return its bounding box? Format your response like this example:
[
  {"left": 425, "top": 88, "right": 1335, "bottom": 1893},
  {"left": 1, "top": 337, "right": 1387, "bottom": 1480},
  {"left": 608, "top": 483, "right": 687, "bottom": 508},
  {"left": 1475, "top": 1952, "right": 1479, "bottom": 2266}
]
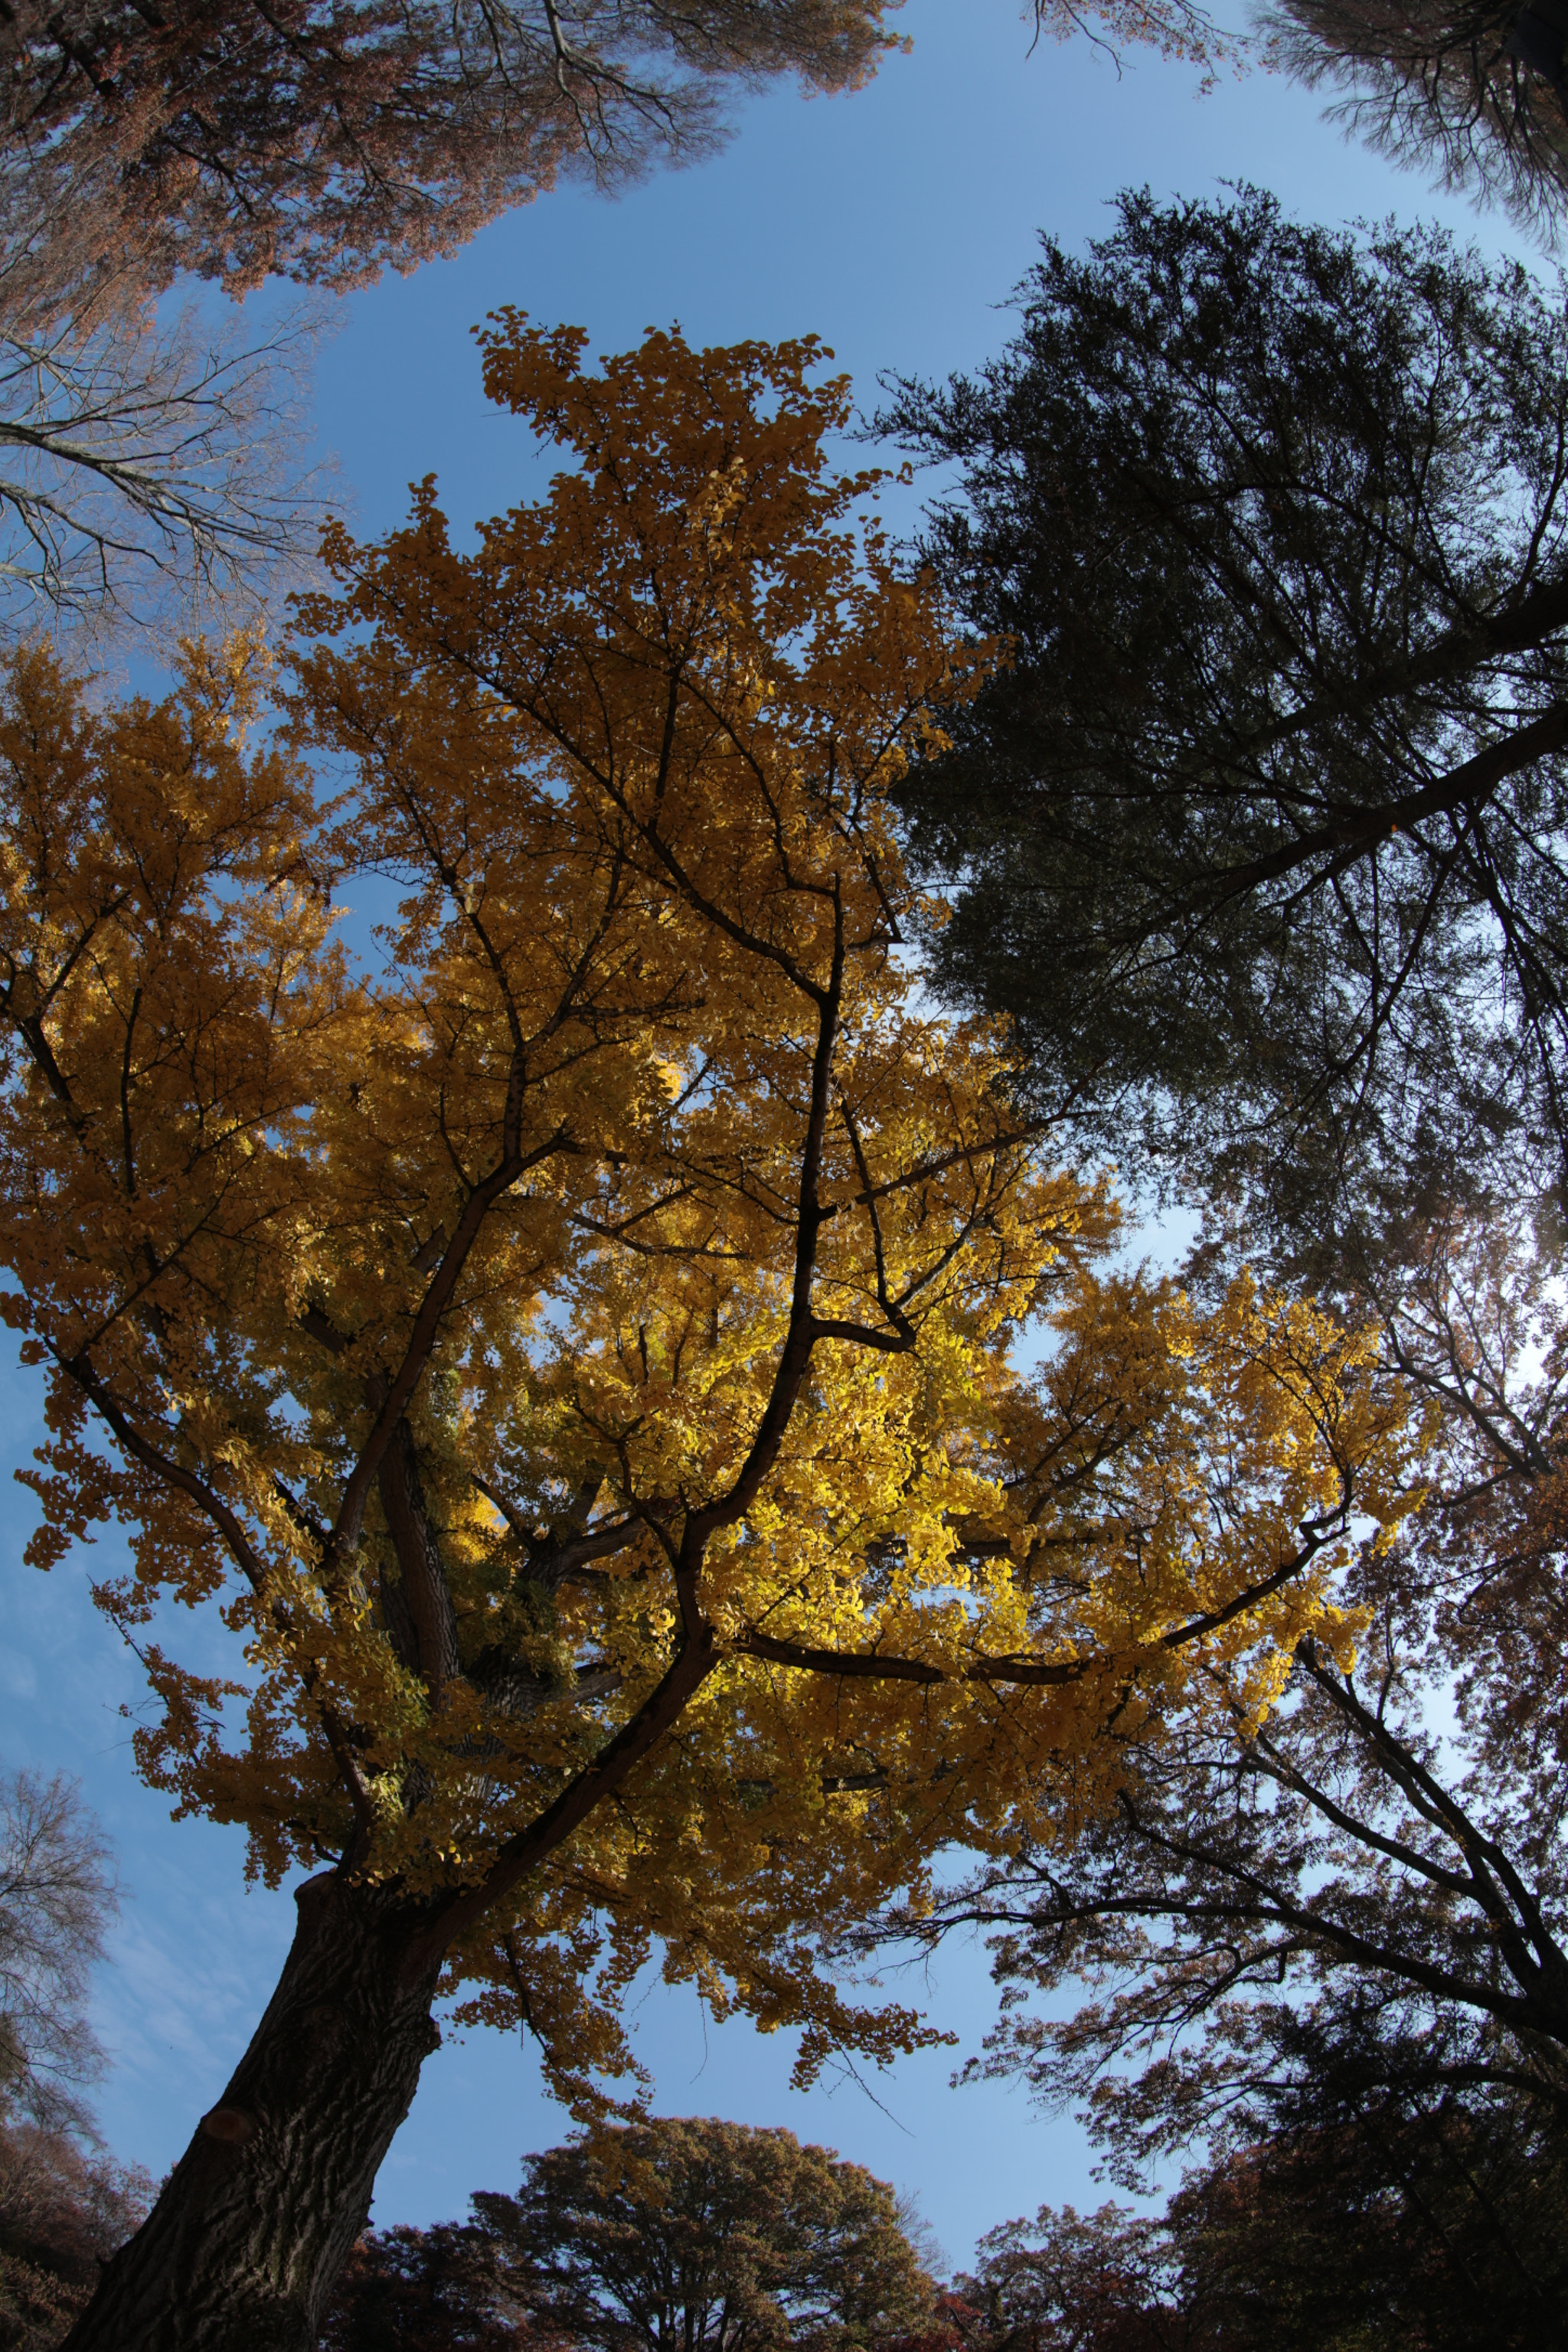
[
  {"left": 316, "top": 2223, "right": 534, "bottom": 2352},
  {"left": 0, "top": 0, "right": 1251, "bottom": 309},
  {"left": 0, "top": 2121, "right": 150, "bottom": 2352},
  {"left": 0, "top": 319, "right": 1426, "bottom": 2350},
  {"left": 471, "top": 2118, "right": 935, "bottom": 2352},
  {"left": 956, "top": 2117, "right": 1568, "bottom": 2350},
  {"left": 883, "top": 185, "right": 1568, "bottom": 1272},
  {"left": 877, "top": 1197, "right": 1568, "bottom": 2340},
  {"left": 874, "top": 175, "right": 1568, "bottom": 2352},
  {"left": 0, "top": 1773, "right": 142, "bottom": 2351},
  {"left": 0, "top": 1, "right": 900, "bottom": 297},
  {"left": 1261, "top": 0, "right": 1568, "bottom": 240},
  {"left": 318, "top": 2120, "right": 936, "bottom": 2352}
]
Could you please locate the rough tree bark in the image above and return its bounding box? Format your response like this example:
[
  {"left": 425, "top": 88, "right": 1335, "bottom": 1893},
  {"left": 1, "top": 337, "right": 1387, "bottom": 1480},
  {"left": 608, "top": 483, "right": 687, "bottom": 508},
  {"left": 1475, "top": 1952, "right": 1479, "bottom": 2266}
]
[
  {"left": 56, "top": 1442, "right": 725, "bottom": 2352},
  {"left": 60, "top": 1873, "right": 447, "bottom": 2352}
]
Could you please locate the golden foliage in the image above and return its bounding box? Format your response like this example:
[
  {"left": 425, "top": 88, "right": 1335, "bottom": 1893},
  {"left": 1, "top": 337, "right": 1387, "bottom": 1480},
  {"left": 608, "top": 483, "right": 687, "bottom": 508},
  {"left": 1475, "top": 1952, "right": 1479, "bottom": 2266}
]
[{"left": 0, "top": 322, "right": 1421, "bottom": 2109}]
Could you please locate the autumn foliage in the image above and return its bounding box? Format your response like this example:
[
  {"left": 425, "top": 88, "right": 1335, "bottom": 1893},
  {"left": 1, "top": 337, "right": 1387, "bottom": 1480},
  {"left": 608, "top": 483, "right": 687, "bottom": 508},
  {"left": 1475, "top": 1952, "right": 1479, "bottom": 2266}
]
[
  {"left": 0, "top": 2123, "right": 149, "bottom": 2350},
  {"left": 0, "top": 322, "right": 1426, "bottom": 2347},
  {"left": 0, "top": 1, "right": 903, "bottom": 298}
]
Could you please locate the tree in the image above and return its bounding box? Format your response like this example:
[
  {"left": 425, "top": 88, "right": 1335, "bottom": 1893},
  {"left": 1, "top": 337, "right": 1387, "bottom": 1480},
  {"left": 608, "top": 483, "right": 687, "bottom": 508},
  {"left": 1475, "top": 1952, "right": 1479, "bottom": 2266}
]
[
  {"left": 881, "top": 186, "right": 1568, "bottom": 1275},
  {"left": 907, "top": 1589, "right": 1568, "bottom": 2181},
  {"left": 876, "top": 1200, "right": 1568, "bottom": 2340},
  {"left": 0, "top": 147, "right": 166, "bottom": 343},
  {"left": 1258, "top": 0, "right": 1568, "bottom": 242},
  {"left": 1018, "top": 0, "right": 1240, "bottom": 90},
  {"left": 1157, "top": 2073, "right": 1568, "bottom": 2347},
  {"left": 871, "top": 180, "right": 1568, "bottom": 2296},
  {"left": 0, "top": 1776, "right": 149, "bottom": 2348},
  {"left": 871, "top": 166, "right": 1568, "bottom": 2352},
  {"left": 956, "top": 2118, "right": 1568, "bottom": 2350},
  {"left": 0, "top": 277, "right": 325, "bottom": 642},
  {"left": 469, "top": 2118, "right": 935, "bottom": 2352},
  {"left": 0, "top": 96, "right": 325, "bottom": 645},
  {"left": 0, "top": 0, "right": 1249, "bottom": 309},
  {"left": 0, "top": 0, "right": 900, "bottom": 299},
  {"left": 0, "top": 2122, "right": 151, "bottom": 2351},
  {"left": 0, "top": 1772, "right": 117, "bottom": 2143},
  {"left": 0, "top": 318, "right": 1423, "bottom": 2350},
  {"left": 316, "top": 2122, "right": 936, "bottom": 2352},
  {"left": 948, "top": 2203, "right": 1181, "bottom": 2352},
  {"left": 317, "top": 2222, "right": 533, "bottom": 2350}
]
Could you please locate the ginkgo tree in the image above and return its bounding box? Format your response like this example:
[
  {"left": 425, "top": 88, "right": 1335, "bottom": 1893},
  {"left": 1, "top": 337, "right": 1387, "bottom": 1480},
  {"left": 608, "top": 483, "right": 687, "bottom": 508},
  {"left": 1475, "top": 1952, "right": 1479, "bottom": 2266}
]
[{"left": 0, "top": 321, "right": 1422, "bottom": 2352}]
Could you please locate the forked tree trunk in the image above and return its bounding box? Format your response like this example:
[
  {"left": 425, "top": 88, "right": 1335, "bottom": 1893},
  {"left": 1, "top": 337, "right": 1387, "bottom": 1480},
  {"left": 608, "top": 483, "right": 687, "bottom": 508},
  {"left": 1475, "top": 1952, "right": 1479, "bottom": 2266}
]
[{"left": 61, "top": 1869, "right": 448, "bottom": 2352}]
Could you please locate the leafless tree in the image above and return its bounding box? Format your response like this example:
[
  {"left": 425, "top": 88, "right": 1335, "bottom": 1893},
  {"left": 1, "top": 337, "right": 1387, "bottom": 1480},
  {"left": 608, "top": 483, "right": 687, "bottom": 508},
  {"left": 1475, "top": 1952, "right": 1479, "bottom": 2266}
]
[
  {"left": 0, "top": 261, "right": 329, "bottom": 645},
  {"left": 0, "top": 1772, "right": 117, "bottom": 2142}
]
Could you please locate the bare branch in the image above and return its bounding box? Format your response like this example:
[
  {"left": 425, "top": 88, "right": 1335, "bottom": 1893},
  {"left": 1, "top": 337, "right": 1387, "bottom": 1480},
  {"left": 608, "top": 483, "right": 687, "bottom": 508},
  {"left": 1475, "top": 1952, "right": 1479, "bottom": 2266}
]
[{"left": 0, "top": 281, "right": 329, "bottom": 644}]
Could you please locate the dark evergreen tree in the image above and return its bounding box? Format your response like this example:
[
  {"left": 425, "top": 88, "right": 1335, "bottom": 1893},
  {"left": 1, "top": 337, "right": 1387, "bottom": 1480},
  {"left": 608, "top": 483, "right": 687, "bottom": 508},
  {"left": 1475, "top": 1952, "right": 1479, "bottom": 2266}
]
[
  {"left": 878, "top": 177, "right": 1568, "bottom": 2352},
  {"left": 317, "top": 2223, "right": 531, "bottom": 2351},
  {"left": 884, "top": 186, "right": 1568, "bottom": 1272}
]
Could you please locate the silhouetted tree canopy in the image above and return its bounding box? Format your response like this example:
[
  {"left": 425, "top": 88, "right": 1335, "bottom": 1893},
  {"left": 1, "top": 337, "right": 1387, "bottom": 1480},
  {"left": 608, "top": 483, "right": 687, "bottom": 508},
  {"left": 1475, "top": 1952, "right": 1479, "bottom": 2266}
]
[
  {"left": 1261, "top": 0, "right": 1568, "bottom": 241},
  {"left": 884, "top": 186, "right": 1568, "bottom": 1270},
  {"left": 317, "top": 2223, "right": 537, "bottom": 2351},
  {"left": 960, "top": 2089, "right": 1568, "bottom": 2351}
]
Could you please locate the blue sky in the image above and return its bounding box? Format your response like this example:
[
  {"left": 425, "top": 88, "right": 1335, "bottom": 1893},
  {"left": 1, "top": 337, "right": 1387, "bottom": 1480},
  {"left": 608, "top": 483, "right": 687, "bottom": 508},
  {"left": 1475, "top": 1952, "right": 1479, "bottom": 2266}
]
[{"left": 0, "top": 0, "right": 1537, "bottom": 2275}]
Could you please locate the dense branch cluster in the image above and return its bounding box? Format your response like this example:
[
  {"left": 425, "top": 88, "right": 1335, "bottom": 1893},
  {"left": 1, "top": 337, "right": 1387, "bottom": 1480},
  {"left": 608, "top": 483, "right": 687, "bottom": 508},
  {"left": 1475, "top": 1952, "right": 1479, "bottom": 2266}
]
[
  {"left": 1262, "top": 0, "right": 1568, "bottom": 237},
  {"left": 886, "top": 188, "right": 1568, "bottom": 1267},
  {"left": 869, "top": 180, "right": 1568, "bottom": 2350},
  {"left": 0, "top": 0, "right": 900, "bottom": 296}
]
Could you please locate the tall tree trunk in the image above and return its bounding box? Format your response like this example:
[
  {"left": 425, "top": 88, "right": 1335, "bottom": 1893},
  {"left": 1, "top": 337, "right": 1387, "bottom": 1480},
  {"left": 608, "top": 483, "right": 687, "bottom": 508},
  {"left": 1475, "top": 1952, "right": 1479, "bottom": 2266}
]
[{"left": 61, "top": 1868, "right": 446, "bottom": 2352}]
